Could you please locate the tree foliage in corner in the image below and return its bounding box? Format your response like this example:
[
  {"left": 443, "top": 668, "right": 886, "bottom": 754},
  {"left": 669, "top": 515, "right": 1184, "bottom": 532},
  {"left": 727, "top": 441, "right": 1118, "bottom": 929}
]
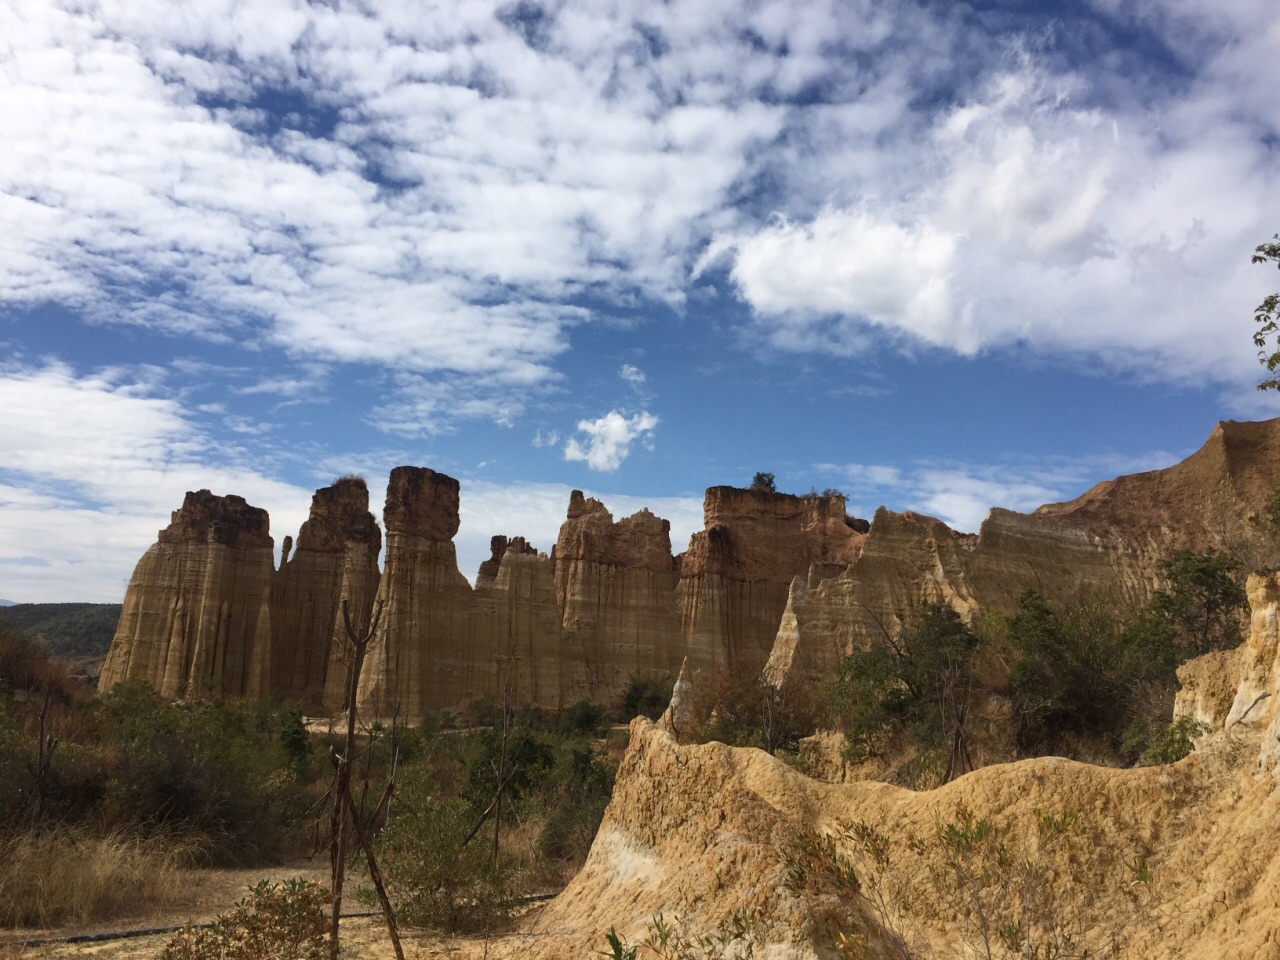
[{"left": 1253, "top": 233, "right": 1280, "bottom": 391}]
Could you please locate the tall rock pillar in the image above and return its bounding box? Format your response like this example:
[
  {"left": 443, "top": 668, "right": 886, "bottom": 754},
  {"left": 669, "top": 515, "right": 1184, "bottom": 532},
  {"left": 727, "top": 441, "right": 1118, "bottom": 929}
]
[
  {"left": 553, "top": 492, "right": 680, "bottom": 703},
  {"left": 99, "top": 490, "right": 275, "bottom": 698},
  {"left": 357, "top": 467, "right": 481, "bottom": 718}
]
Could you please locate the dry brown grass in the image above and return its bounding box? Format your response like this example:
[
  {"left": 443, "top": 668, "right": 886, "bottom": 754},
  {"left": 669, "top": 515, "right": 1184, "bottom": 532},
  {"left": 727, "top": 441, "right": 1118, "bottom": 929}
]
[{"left": 0, "top": 829, "right": 203, "bottom": 928}]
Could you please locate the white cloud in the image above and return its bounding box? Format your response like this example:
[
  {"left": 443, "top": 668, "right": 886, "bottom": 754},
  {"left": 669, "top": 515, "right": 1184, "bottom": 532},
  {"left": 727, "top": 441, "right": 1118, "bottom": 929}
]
[
  {"left": 563, "top": 410, "right": 659, "bottom": 472},
  {"left": 0, "top": 0, "right": 793, "bottom": 429},
  {"left": 619, "top": 363, "right": 646, "bottom": 387},
  {"left": 2, "top": 0, "right": 1276, "bottom": 411},
  {"left": 369, "top": 373, "right": 528, "bottom": 438},
  {"left": 819, "top": 449, "right": 1183, "bottom": 532},
  {"left": 531, "top": 429, "right": 560, "bottom": 448},
  {"left": 706, "top": 15, "right": 1280, "bottom": 387},
  {"left": 0, "top": 361, "right": 314, "bottom": 601}
]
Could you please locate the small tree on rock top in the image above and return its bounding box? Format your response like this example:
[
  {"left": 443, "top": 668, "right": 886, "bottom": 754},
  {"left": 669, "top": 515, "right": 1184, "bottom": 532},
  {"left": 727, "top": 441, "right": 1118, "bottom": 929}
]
[{"left": 750, "top": 472, "right": 777, "bottom": 493}]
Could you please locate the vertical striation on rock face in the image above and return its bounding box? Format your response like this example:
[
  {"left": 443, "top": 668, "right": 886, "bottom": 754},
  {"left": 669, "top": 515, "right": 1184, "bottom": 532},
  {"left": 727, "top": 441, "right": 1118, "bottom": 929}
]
[
  {"left": 553, "top": 491, "right": 681, "bottom": 703},
  {"left": 1222, "top": 572, "right": 1280, "bottom": 771},
  {"left": 99, "top": 418, "right": 1280, "bottom": 722},
  {"left": 273, "top": 477, "right": 382, "bottom": 710},
  {"left": 676, "top": 488, "right": 865, "bottom": 675},
  {"left": 764, "top": 420, "right": 1280, "bottom": 691},
  {"left": 100, "top": 490, "right": 276, "bottom": 699},
  {"left": 357, "top": 467, "right": 482, "bottom": 716},
  {"left": 475, "top": 545, "right": 563, "bottom": 707}
]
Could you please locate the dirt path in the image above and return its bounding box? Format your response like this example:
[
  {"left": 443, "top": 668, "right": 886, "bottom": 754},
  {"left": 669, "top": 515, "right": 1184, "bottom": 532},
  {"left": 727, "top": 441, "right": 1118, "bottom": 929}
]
[{"left": 0, "top": 862, "right": 542, "bottom": 960}]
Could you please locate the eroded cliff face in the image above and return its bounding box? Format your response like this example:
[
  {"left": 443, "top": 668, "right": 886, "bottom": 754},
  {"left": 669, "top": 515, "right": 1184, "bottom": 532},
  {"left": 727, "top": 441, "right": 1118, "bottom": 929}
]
[
  {"left": 99, "top": 490, "right": 276, "bottom": 699},
  {"left": 493, "top": 712, "right": 1280, "bottom": 960},
  {"left": 677, "top": 488, "right": 865, "bottom": 675},
  {"left": 1176, "top": 571, "right": 1280, "bottom": 772},
  {"left": 100, "top": 481, "right": 381, "bottom": 707},
  {"left": 100, "top": 418, "right": 1280, "bottom": 721},
  {"left": 274, "top": 477, "right": 381, "bottom": 710},
  {"left": 357, "top": 467, "right": 486, "bottom": 715},
  {"left": 554, "top": 492, "right": 682, "bottom": 702},
  {"left": 766, "top": 420, "right": 1279, "bottom": 689}
]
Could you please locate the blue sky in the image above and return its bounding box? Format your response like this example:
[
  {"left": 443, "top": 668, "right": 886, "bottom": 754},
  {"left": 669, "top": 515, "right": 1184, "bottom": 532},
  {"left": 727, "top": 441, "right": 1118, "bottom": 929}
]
[{"left": 2, "top": 0, "right": 1279, "bottom": 602}]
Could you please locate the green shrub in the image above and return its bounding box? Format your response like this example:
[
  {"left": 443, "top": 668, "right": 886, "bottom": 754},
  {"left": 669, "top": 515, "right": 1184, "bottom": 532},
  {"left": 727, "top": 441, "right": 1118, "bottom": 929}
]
[
  {"left": 369, "top": 758, "right": 518, "bottom": 932},
  {"left": 161, "top": 878, "right": 329, "bottom": 960},
  {"left": 1150, "top": 549, "right": 1246, "bottom": 658},
  {"left": 558, "top": 698, "right": 606, "bottom": 735},
  {"left": 620, "top": 673, "right": 675, "bottom": 721},
  {"left": 1006, "top": 592, "right": 1133, "bottom": 755},
  {"left": 833, "top": 604, "right": 977, "bottom": 765},
  {"left": 89, "top": 683, "right": 302, "bottom": 862},
  {"left": 536, "top": 743, "right": 614, "bottom": 864},
  {"left": 1140, "top": 716, "right": 1211, "bottom": 766}
]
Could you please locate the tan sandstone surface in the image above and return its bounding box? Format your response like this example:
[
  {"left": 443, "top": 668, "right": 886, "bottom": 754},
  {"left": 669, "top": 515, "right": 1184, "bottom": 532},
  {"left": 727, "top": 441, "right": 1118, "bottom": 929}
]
[
  {"left": 676, "top": 488, "right": 865, "bottom": 676},
  {"left": 766, "top": 419, "right": 1280, "bottom": 689},
  {"left": 100, "top": 418, "right": 1280, "bottom": 724},
  {"left": 99, "top": 490, "right": 277, "bottom": 700},
  {"left": 495, "top": 571, "right": 1280, "bottom": 959}
]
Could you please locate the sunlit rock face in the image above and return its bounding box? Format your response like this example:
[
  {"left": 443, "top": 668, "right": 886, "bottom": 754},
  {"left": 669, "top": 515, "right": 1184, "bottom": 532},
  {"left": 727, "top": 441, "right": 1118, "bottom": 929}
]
[
  {"left": 99, "top": 490, "right": 276, "bottom": 699},
  {"left": 554, "top": 491, "right": 682, "bottom": 704},
  {"left": 100, "top": 418, "right": 1280, "bottom": 722},
  {"left": 764, "top": 419, "right": 1280, "bottom": 690},
  {"left": 356, "top": 467, "right": 484, "bottom": 716},
  {"left": 272, "top": 477, "right": 381, "bottom": 710},
  {"left": 1182, "top": 571, "right": 1280, "bottom": 773},
  {"left": 676, "top": 487, "right": 866, "bottom": 675}
]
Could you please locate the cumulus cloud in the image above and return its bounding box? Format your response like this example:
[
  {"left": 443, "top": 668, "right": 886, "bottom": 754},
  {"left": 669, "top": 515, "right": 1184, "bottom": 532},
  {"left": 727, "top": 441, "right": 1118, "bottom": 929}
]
[
  {"left": 704, "top": 10, "right": 1280, "bottom": 385},
  {"left": 563, "top": 410, "right": 659, "bottom": 472}
]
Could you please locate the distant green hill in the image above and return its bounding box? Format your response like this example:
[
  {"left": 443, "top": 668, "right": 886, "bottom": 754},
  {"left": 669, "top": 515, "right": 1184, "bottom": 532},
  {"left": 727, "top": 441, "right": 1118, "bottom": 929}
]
[{"left": 0, "top": 603, "right": 121, "bottom": 659}]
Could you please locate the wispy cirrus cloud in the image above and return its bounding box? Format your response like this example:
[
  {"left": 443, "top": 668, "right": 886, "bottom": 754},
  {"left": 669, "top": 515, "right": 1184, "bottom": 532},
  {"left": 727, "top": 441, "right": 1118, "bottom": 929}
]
[
  {"left": 0, "top": 361, "right": 314, "bottom": 601},
  {"left": 817, "top": 448, "right": 1184, "bottom": 532}
]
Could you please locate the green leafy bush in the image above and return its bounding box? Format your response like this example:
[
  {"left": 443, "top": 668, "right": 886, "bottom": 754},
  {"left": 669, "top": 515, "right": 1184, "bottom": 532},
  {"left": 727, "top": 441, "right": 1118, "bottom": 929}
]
[
  {"left": 620, "top": 673, "right": 675, "bottom": 721},
  {"left": 1140, "top": 716, "right": 1211, "bottom": 766},
  {"left": 88, "top": 682, "right": 304, "bottom": 862},
  {"left": 833, "top": 604, "right": 977, "bottom": 765},
  {"left": 369, "top": 758, "right": 518, "bottom": 932},
  {"left": 161, "top": 878, "right": 329, "bottom": 960}
]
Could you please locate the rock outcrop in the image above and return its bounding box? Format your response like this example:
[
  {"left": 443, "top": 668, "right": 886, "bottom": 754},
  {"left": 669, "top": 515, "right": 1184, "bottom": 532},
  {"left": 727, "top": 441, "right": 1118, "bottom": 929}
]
[
  {"left": 100, "top": 418, "right": 1280, "bottom": 723},
  {"left": 766, "top": 420, "right": 1280, "bottom": 689},
  {"left": 495, "top": 705, "right": 1280, "bottom": 960},
  {"left": 1177, "top": 570, "right": 1280, "bottom": 772},
  {"left": 356, "top": 468, "right": 485, "bottom": 715},
  {"left": 676, "top": 488, "right": 865, "bottom": 674},
  {"left": 100, "top": 490, "right": 276, "bottom": 699},
  {"left": 555, "top": 492, "right": 681, "bottom": 702},
  {"left": 100, "top": 481, "right": 381, "bottom": 708},
  {"left": 274, "top": 477, "right": 381, "bottom": 710}
]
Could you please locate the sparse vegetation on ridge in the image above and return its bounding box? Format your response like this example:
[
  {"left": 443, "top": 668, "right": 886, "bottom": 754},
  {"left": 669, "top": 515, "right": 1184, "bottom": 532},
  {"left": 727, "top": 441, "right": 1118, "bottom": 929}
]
[{"left": 813, "top": 548, "right": 1250, "bottom": 783}]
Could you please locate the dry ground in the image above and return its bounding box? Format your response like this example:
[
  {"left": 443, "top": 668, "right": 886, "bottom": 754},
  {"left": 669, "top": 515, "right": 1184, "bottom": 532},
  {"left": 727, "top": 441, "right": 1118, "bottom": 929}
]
[{"left": 0, "top": 860, "right": 496, "bottom": 960}]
